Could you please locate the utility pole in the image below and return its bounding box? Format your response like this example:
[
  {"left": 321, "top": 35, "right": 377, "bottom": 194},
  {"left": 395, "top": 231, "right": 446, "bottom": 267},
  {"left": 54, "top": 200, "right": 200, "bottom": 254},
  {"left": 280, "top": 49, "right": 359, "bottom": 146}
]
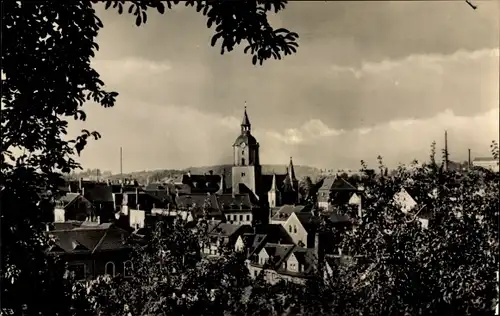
[
  {"left": 444, "top": 130, "right": 449, "bottom": 171},
  {"left": 120, "top": 147, "right": 123, "bottom": 183},
  {"left": 468, "top": 148, "right": 471, "bottom": 170}
]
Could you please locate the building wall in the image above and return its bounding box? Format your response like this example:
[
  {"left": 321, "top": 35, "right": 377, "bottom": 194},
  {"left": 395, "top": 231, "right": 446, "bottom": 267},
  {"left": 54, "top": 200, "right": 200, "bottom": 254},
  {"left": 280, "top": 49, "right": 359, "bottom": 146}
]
[
  {"left": 286, "top": 254, "right": 300, "bottom": 273},
  {"left": 247, "top": 264, "right": 306, "bottom": 285},
  {"left": 473, "top": 160, "right": 499, "bottom": 172},
  {"left": 54, "top": 208, "right": 65, "bottom": 223},
  {"left": 317, "top": 190, "right": 330, "bottom": 209},
  {"left": 129, "top": 209, "right": 146, "bottom": 229},
  {"left": 224, "top": 212, "right": 252, "bottom": 225},
  {"left": 393, "top": 189, "right": 417, "bottom": 214},
  {"left": 284, "top": 214, "right": 308, "bottom": 247},
  {"left": 232, "top": 166, "right": 258, "bottom": 196}
]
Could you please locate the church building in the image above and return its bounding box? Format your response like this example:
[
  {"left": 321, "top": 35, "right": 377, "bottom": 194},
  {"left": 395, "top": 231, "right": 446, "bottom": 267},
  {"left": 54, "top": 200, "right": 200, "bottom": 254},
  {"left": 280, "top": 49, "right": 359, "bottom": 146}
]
[{"left": 231, "top": 107, "right": 299, "bottom": 208}]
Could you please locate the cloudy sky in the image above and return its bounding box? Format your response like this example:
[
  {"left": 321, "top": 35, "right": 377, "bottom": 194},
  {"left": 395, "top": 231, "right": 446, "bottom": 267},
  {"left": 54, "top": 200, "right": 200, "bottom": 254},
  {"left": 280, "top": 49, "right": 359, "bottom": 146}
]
[{"left": 71, "top": 1, "right": 499, "bottom": 173}]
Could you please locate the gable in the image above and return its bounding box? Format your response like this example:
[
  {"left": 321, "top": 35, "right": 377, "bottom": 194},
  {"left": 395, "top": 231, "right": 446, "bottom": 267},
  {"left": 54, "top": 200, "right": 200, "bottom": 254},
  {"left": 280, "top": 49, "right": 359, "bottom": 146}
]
[
  {"left": 72, "top": 240, "right": 89, "bottom": 251},
  {"left": 258, "top": 247, "right": 270, "bottom": 259},
  {"left": 393, "top": 189, "right": 417, "bottom": 208},
  {"left": 287, "top": 252, "right": 298, "bottom": 265},
  {"left": 284, "top": 213, "right": 307, "bottom": 234},
  {"left": 348, "top": 193, "right": 361, "bottom": 205}
]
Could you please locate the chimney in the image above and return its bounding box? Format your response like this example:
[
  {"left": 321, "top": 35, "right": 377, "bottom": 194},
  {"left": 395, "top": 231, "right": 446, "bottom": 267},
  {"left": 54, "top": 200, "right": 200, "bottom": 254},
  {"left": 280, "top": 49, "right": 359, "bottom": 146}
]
[
  {"left": 137, "top": 204, "right": 141, "bottom": 211},
  {"left": 187, "top": 170, "right": 191, "bottom": 177},
  {"left": 97, "top": 216, "right": 101, "bottom": 224},
  {"left": 209, "top": 170, "right": 213, "bottom": 176},
  {"left": 314, "top": 233, "right": 321, "bottom": 270},
  {"left": 135, "top": 187, "right": 139, "bottom": 206},
  {"left": 45, "top": 223, "right": 51, "bottom": 232},
  {"left": 79, "top": 178, "right": 83, "bottom": 191},
  {"left": 81, "top": 187, "right": 85, "bottom": 197}
]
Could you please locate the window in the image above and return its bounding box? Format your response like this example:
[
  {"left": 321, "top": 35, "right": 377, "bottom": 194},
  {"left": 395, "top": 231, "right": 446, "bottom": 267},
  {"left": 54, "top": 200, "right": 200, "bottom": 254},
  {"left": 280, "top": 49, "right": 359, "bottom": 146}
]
[
  {"left": 242, "top": 150, "right": 245, "bottom": 155},
  {"left": 123, "top": 260, "right": 133, "bottom": 278},
  {"left": 68, "top": 263, "right": 86, "bottom": 280},
  {"left": 239, "top": 215, "right": 243, "bottom": 221},
  {"left": 246, "top": 214, "right": 250, "bottom": 221},
  {"left": 105, "top": 261, "right": 115, "bottom": 277},
  {"left": 241, "top": 158, "right": 245, "bottom": 165},
  {"left": 288, "top": 225, "right": 292, "bottom": 233},
  {"left": 226, "top": 214, "right": 230, "bottom": 221},
  {"left": 293, "top": 225, "right": 297, "bottom": 233},
  {"left": 253, "top": 270, "right": 258, "bottom": 277},
  {"left": 241, "top": 172, "right": 246, "bottom": 177}
]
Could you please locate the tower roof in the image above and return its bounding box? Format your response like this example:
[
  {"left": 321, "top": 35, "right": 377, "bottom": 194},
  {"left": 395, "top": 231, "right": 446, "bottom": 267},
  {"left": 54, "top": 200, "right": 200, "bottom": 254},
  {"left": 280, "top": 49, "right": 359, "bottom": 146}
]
[
  {"left": 241, "top": 106, "right": 251, "bottom": 127},
  {"left": 288, "top": 157, "right": 296, "bottom": 180}
]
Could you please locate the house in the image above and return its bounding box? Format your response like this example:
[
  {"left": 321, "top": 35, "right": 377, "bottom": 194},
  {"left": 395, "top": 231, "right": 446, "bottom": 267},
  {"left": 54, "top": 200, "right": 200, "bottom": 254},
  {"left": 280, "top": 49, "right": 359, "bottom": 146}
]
[
  {"left": 472, "top": 157, "right": 499, "bottom": 172},
  {"left": 316, "top": 175, "right": 358, "bottom": 210},
  {"left": 282, "top": 212, "right": 322, "bottom": 248},
  {"left": 54, "top": 193, "right": 94, "bottom": 223},
  {"left": 181, "top": 170, "right": 223, "bottom": 194},
  {"left": 247, "top": 243, "right": 317, "bottom": 285},
  {"left": 46, "top": 222, "right": 136, "bottom": 280},
  {"left": 392, "top": 187, "right": 431, "bottom": 229},
  {"left": 217, "top": 193, "right": 256, "bottom": 225},
  {"left": 175, "top": 193, "right": 224, "bottom": 222},
  {"left": 202, "top": 222, "right": 253, "bottom": 257},
  {"left": 269, "top": 204, "right": 312, "bottom": 225},
  {"left": 237, "top": 224, "right": 293, "bottom": 257}
]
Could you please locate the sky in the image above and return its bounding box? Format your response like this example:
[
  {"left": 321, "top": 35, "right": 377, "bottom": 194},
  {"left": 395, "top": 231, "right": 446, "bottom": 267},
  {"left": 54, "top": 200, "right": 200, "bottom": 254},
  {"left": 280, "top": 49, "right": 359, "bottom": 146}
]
[{"left": 70, "top": 1, "right": 500, "bottom": 173}]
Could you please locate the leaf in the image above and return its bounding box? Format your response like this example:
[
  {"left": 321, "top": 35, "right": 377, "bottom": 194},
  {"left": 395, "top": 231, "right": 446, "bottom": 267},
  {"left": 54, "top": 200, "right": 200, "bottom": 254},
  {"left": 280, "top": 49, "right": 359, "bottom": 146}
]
[{"left": 157, "top": 2, "right": 165, "bottom": 14}]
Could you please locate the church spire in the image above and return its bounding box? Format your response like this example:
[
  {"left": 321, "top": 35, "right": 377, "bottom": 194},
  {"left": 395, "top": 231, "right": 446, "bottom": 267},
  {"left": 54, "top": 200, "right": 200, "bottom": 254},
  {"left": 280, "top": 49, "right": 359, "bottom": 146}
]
[
  {"left": 270, "top": 173, "right": 278, "bottom": 191},
  {"left": 241, "top": 103, "right": 251, "bottom": 133},
  {"left": 216, "top": 172, "right": 226, "bottom": 194},
  {"left": 288, "top": 156, "right": 296, "bottom": 181}
]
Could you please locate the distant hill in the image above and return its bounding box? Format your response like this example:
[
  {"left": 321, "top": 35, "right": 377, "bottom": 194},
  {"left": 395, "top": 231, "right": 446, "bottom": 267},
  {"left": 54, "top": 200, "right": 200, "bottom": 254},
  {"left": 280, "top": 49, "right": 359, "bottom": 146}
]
[{"left": 74, "top": 164, "right": 323, "bottom": 187}]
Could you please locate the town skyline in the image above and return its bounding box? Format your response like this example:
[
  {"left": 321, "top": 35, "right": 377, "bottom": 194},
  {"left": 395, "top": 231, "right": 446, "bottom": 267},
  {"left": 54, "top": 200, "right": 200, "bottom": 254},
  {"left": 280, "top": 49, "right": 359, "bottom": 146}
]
[{"left": 68, "top": 1, "right": 499, "bottom": 173}]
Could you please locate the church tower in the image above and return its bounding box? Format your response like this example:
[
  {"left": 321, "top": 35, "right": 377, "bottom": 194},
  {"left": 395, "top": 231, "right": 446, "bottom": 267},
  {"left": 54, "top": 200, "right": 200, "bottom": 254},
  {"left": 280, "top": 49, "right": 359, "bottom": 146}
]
[
  {"left": 268, "top": 173, "right": 281, "bottom": 208},
  {"left": 232, "top": 106, "right": 261, "bottom": 198}
]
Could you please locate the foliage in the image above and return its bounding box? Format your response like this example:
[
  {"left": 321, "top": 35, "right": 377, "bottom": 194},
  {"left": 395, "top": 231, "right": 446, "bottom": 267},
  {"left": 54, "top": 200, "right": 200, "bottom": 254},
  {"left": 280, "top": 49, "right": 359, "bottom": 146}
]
[
  {"left": 324, "top": 156, "right": 500, "bottom": 315},
  {"left": 87, "top": 218, "right": 252, "bottom": 316},
  {"left": 2, "top": 1, "right": 297, "bottom": 315},
  {"left": 100, "top": 0, "right": 299, "bottom": 65},
  {"left": 298, "top": 176, "right": 314, "bottom": 204}
]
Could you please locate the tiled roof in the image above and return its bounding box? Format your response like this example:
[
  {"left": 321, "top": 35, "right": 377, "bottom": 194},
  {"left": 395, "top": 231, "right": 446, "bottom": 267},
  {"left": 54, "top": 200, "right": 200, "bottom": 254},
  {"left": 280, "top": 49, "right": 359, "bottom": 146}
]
[
  {"left": 84, "top": 184, "right": 114, "bottom": 203},
  {"left": 271, "top": 204, "right": 311, "bottom": 221},
  {"left": 325, "top": 212, "right": 351, "bottom": 224},
  {"left": 263, "top": 243, "right": 295, "bottom": 268},
  {"left": 217, "top": 193, "right": 253, "bottom": 211},
  {"left": 295, "top": 213, "right": 322, "bottom": 233},
  {"left": 209, "top": 222, "right": 250, "bottom": 238},
  {"left": 473, "top": 157, "right": 497, "bottom": 162},
  {"left": 47, "top": 224, "right": 130, "bottom": 254},
  {"left": 55, "top": 193, "right": 81, "bottom": 208},
  {"left": 260, "top": 174, "right": 287, "bottom": 195},
  {"left": 175, "top": 194, "right": 219, "bottom": 211},
  {"left": 247, "top": 225, "right": 294, "bottom": 257},
  {"left": 317, "top": 176, "right": 357, "bottom": 192},
  {"left": 182, "top": 174, "right": 221, "bottom": 193},
  {"left": 330, "top": 191, "right": 355, "bottom": 205}
]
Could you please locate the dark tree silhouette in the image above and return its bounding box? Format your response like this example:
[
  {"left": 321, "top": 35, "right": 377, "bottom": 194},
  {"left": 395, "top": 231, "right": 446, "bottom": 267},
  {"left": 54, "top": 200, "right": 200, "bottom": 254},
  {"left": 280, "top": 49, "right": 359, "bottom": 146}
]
[{"left": 1, "top": 1, "right": 298, "bottom": 315}]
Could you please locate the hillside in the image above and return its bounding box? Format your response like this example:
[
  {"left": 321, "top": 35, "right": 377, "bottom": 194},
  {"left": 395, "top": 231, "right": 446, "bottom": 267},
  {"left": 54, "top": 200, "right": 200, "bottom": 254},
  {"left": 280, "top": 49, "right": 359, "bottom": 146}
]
[{"left": 76, "top": 164, "right": 322, "bottom": 186}]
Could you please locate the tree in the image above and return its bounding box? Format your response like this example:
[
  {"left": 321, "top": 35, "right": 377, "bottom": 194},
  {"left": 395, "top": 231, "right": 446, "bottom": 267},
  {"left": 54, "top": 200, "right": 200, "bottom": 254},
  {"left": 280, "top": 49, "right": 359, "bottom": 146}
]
[
  {"left": 323, "top": 158, "right": 499, "bottom": 315},
  {"left": 298, "top": 176, "right": 314, "bottom": 203},
  {"left": 1, "top": 1, "right": 298, "bottom": 315},
  {"left": 87, "top": 217, "right": 252, "bottom": 316}
]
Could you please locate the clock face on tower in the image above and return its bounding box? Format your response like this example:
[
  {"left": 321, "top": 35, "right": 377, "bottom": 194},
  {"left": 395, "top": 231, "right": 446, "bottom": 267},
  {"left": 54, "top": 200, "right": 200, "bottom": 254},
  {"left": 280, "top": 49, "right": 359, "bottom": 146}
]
[{"left": 241, "top": 142, "right": 247, "bottom": 149}]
